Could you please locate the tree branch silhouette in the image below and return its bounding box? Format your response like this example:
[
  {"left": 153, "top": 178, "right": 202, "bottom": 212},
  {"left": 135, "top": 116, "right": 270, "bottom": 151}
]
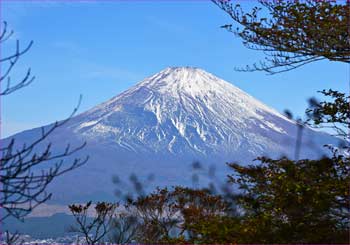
[
  {"left": 213, "top": 0, "right": 350, "bottom": 74},
  {"left": 0, "top": 21, "right": 88, "bottom": 224}
]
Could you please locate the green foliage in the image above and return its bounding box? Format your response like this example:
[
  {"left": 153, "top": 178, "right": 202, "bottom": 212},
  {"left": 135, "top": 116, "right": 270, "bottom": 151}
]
[
  {"left": 307, "top": 89, "right": 350, "bottom": 140},
  {"left": 103, "top": 150, "right": 349, "bottom": 244},
  {"left": 213, "top": 0, "right": 350, "bottom": 74},
  {"left": 227, "top": 153, "right": 349, "bottom": 243},
  {"left": 129, "top": 186, "right": 236, "bottom": 243},
  {"left": 182, "top": 215, "right": 242, "bottom": 244},
  {"left": 70, "top": 139, "right": 349, "bottom": 244}
]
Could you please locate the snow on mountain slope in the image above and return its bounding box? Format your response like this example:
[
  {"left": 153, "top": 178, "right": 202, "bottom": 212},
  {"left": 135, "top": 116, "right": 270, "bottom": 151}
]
[
  {"left": 67, "top": 67, "right": 295, "bottom": 157},
  {"left": 3, "top": 67, "right": 339, "bottom": 203}
]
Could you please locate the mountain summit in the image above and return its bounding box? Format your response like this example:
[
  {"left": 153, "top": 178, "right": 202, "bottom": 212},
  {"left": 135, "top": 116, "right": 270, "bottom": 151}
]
[
  {"left": 4, "top": 67, "right": 338, "bottom": 203},
  {"left": 71, "top": 67, "right": 294, "bottom": 157}
]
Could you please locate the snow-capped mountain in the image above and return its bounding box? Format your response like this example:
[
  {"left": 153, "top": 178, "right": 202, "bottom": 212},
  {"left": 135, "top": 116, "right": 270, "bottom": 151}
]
[
  {"left": 72, "top": 67, "right": 292, "bottom": 157},
  {"left": 3, "top": 67, "right": 339, "bottom": 203}
]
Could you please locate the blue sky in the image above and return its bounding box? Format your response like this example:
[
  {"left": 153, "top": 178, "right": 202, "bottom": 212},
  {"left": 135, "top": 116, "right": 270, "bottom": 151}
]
[{"left": 1, "top": 1, "right": 349, "bottom": 137}]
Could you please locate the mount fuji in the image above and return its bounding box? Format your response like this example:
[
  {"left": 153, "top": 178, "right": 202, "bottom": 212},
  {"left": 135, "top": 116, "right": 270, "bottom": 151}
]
[{"left": 3, "top": 67, "right": 339, "bottom": 204}]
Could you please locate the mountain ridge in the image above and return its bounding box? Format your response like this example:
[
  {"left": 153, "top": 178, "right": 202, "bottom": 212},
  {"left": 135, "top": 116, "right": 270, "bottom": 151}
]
[{"left": 3, "top": 67, "right": 339, "bottom": 203}]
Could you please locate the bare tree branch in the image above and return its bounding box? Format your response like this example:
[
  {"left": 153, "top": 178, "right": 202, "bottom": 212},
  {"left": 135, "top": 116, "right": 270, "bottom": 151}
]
[
  {"left": 0, "top": 97, "right": 89, "bottom": 222},
  {"left": 0, "top": 21, "right": 35, "bottom": 95},
  {"left": 0, "top": 21, "right": 88, "bottom": 223},
  {"left": 69, "top": 202, "right": 117, "bottom": 244}
]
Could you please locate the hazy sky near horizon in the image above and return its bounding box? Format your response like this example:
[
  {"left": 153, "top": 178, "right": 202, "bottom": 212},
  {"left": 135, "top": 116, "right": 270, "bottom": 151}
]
[{"left": 1, "top": 1, "right": 349, "bottom": 137}]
